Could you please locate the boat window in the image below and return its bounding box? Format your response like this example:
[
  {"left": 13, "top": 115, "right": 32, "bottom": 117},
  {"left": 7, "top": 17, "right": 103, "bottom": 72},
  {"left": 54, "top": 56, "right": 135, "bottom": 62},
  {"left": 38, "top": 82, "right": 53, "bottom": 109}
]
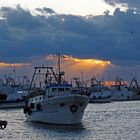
[
  {"left": 58, "top": 88, "right": 64, "bottom": 92},
  {"left": 65, "top": 88, "right": 70, "bottom": 91},
  {"left": 52, "top": 88, "right": 57, "bottom": 92}
]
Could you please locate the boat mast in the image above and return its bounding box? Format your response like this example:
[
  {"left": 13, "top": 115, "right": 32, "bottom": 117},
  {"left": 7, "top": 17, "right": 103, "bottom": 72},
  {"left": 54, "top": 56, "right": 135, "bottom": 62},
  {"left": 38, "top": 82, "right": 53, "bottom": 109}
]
[
  {"left": 55, "top": 53, "right": 64, "bottom": 84},
  {"left": 58, "top": 53, "right": 61, "bottom": 76}
]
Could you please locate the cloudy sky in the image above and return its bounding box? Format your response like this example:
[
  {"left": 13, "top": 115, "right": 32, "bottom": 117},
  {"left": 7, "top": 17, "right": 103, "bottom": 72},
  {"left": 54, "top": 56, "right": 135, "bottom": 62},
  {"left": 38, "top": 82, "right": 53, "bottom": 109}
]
[
  {"left": 0, "top": 0, "right": 140, "bottom": 83},
  {"left": 0, "top": 0, "right": 117, "bottom": 16}
]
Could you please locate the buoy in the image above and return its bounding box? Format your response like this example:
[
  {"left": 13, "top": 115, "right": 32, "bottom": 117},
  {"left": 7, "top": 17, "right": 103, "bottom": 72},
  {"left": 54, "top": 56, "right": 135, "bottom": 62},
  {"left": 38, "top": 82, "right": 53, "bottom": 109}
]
[{"left": 0, "top": 120, "right": 7, "bottom": 129}]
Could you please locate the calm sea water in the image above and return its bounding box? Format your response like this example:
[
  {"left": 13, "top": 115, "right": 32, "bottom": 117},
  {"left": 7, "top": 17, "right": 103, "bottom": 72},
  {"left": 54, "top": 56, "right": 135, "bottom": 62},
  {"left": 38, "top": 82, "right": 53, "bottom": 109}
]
[{"left": 0, "top": 101, "right": 140, "bottom": 140}]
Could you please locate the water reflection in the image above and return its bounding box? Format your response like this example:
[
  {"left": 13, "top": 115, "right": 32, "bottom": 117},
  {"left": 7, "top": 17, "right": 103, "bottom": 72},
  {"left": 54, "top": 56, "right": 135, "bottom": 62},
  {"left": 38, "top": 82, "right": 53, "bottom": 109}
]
[
  {"left": 24, "top": 121, "right": 91, "bottom": 139},
  {"left": 1, "top": 101, "right": 140, "bottom": 140},
  {"left": 26, "top": 121, "right": 85, "bottom": 131}
]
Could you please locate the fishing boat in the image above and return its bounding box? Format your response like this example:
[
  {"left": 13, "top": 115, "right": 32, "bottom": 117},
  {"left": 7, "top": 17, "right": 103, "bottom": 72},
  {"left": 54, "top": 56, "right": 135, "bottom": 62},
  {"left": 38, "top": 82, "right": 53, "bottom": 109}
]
[
  {"left": 71, "top": 77, "right": 87, "bottom": 95},
  {"left": 0, "top": 78, "right": 25, "bottom": 108},
  {"left": 110, "top": 77, "right": 136, "bottom": 101},
  {"left": 89, "top": 77, "right": 111, "bottom": 103},
  {"left": 127, "top": 77, "right": 140, "bottom": 100},
  {"left": 23, "top": 55, "right": 89, "bottom": 124}
]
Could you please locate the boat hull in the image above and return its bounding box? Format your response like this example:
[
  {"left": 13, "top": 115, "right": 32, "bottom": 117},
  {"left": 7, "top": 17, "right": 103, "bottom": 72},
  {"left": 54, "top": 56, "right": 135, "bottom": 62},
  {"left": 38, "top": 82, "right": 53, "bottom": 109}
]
[
  {"left": 0, "top": 100, "right": 25, "bottom": 108},
  {"left": 25, "top": 95, "right": 89, "bottom": 124},
  {"left": 89, "top": 97, "right": 111, "bottom": 103},
  {"left": 89, "top": 91, "right": 111, "bottom": 103},
  {"left": 111, "top": 91, "right": 136, "bottom": 101}
]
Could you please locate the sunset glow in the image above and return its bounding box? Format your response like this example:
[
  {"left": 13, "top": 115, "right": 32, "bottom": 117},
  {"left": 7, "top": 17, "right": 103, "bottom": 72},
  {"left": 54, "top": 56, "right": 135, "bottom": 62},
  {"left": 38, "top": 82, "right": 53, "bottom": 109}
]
[
  {"left": 0, "top": 62, "right": 31, "bottom": 68},
  {"left": 70, "top": 57, "right": 111, "bottom": 66},
  {"left": 47, "top": 55, "right": 111, "bottom": 67},
  {"left": 47, "top": 55, "right": 112, "bottom": 80}
]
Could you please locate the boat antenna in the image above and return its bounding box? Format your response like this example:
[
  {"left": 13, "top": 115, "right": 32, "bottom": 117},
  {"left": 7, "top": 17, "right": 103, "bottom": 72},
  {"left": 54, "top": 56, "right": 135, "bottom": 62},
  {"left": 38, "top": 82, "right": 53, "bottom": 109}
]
[
  {"left": 54, "top": 53, "right": 65, "bottom": 84},
  {"left": 11, "top": 65, "right": 16, "bottom": 83},
  {"left": 58, "top": 53, "right": 61, "bottom": 75}
]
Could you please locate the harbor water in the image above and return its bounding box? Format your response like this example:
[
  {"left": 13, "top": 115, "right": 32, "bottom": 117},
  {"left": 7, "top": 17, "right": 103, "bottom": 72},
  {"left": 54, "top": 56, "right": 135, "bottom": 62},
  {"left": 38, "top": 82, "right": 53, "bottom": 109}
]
[{"left": 0, "top": 101, "right": 140, "bottom": 140}]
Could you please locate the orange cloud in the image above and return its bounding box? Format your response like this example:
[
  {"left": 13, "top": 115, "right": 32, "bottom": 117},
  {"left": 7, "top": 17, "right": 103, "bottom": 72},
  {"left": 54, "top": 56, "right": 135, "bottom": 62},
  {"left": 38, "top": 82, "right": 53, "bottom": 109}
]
[
  {"left": 0, "top": 62, "right": 31, "bottom": 68},
  {"left": 47, "top": 55, "right": 112, "bottom": 80},
  {"left": 67, "top": 56, "right": 111, "bottom": 66}
]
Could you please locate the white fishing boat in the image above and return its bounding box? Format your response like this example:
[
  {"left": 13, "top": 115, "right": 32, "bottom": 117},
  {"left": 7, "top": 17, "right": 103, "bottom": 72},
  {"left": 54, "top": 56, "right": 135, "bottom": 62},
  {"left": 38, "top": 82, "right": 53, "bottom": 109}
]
[
  {"left": 17, "top": 75, "right": 30, "bottom": 99},
  {"left": 24, "top": 55, "right": 89, "bottom": 124},
  {"left": 71, "top": 77, "right": 87, "bottom": 95},
  {"left": 0, "top": 78, "right": 25, "bottom": 108},
  {"left": 110, "top": 77, "right": 136, "bottom": 101},
  {"left": 89, "top": 77, "right": 111, "bottom": 103}
]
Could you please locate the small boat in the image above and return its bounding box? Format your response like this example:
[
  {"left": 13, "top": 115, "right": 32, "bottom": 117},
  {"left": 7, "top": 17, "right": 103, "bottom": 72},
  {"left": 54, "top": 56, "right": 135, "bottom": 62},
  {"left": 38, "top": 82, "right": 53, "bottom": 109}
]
[
  {"left": 89, "top": 77, "right": 111, "bottom": 103},
  {"left": 110, "top": 77, "right": 136, "bottom": 101},
  {"left": 24, "top": 55, "right": 89, "bottom": 124},
  {"left": 0, "top": 78, "right": 26, "bottom": 108},
  {"left": 71, "top": 77, "right": 87, "bottom": 95},
  {"left": 127, "top": 77, "right": 140, "bottom": 100}
]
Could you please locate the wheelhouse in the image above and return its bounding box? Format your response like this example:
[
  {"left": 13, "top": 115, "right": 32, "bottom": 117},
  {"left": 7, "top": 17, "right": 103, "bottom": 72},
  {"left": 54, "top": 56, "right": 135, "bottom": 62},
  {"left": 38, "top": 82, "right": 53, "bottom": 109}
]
[{"left": 46, "top": 84, "right": 72, "bottom": 97}]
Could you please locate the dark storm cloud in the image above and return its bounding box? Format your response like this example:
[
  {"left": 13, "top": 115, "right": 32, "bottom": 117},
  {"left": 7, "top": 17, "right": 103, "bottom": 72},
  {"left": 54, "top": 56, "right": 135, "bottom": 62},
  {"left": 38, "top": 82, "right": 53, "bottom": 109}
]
[
  {"left": 104, "top": 0, "right": 140, "bottom": 11},
  {"left": 35, "top": 7, "right": 56, "bottom": 14},
  {"left": 0, "top": 6, "right": 140, "bottom": 66}
]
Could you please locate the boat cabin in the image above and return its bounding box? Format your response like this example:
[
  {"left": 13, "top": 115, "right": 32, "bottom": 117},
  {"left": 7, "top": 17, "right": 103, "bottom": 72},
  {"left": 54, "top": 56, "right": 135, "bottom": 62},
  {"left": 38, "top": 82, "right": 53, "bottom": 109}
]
[{"left": 46, "top": 84, "right": 72, "bottom": 97}]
